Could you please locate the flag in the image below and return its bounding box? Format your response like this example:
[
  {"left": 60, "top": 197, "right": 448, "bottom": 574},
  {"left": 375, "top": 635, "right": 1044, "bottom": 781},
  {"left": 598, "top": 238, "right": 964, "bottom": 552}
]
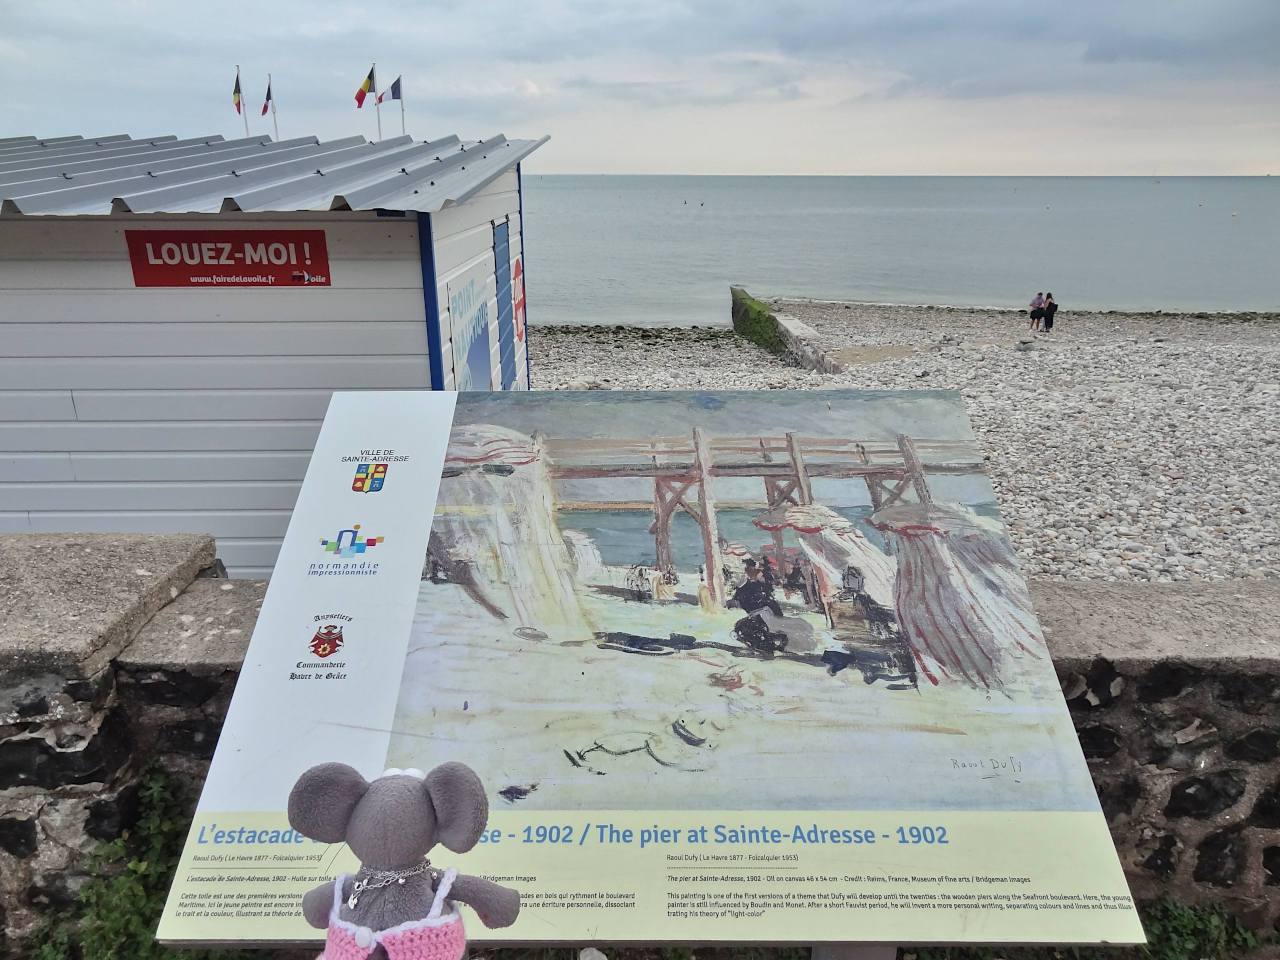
[
  {"left": 377, "top": 76, "right": 402, "bottom": 104},
  {"left": 233, "top": 72, "right": 242, "bottom": 114},
  {"left": 354, "top": 65, "right": 375, "bottom": 107},
  {"left": 261, "top": 79, "right": 273, "bottom": 116}
]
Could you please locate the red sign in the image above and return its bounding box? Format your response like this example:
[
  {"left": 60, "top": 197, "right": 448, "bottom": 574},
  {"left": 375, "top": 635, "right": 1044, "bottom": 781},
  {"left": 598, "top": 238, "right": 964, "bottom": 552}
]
[
  {"left": 125, "top": 230, "right": 331, "bottom": 287},
  {"left": 512, "top": 257, "right": 525, "bottom": 342}
]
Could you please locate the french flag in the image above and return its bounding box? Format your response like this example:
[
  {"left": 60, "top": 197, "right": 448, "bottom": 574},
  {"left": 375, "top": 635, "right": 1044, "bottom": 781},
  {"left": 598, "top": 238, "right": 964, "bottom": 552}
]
[{"left": 377, "top": 76, "right": 402, "bottom": 105}]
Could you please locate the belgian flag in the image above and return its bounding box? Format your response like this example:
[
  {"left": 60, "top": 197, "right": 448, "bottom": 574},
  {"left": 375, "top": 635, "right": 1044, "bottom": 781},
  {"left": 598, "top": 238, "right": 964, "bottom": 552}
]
[
  {"left": 232, "top": 72, "right": 242, "bottom": 114},
  {"left": 354, "top": 65, "right": 375, "bottom": 107}
]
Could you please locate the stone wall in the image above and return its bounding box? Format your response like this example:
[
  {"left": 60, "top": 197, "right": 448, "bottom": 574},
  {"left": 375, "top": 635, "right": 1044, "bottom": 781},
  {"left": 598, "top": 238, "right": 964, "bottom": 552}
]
[
  {"left": 1038, "top": 580, "right": 1280, "bottom": 933},
  {"left": 0, "top": 534, "right": 261, "bottom": 942},
  {"left": 2, "top": 535, "right": 1279, "bottom": 945},
  {"left": 729, "top": 286, "right": 846, "bottom": 372},
  {"left": 1067, "top": 656, "right": 1279, "bottom": 926}
]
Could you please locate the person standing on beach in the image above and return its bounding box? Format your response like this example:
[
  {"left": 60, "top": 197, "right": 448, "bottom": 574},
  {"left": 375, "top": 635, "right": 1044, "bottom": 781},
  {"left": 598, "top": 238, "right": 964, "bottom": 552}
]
[
  {"left": 1028, "top": 292, "right": 1045, "bottom": 331},
  {"left": 1042, "top": 293, "right": 1058, "bottom": 333}
]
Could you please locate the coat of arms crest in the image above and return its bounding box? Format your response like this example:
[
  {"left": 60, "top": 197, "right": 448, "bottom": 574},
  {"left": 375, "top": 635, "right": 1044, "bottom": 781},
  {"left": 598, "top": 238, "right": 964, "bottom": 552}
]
[{"left": 310, "top": 624, "right": 344, "bottom": 658}]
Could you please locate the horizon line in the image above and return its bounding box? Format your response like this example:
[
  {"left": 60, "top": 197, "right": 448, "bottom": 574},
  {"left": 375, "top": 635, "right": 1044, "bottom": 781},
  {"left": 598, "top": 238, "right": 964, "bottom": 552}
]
[{"left": 528, "top": 171, "right": 1275, "bottom": 178}]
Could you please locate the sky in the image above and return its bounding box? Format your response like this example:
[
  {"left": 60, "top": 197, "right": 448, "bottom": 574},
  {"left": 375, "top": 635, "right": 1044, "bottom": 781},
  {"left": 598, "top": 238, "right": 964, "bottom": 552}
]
[
  {"left": 2, "top": 0, "right": 1277, "bottom": 175},
  {"left": 452, "top": 390, "right": 994, "bottom": 506}
]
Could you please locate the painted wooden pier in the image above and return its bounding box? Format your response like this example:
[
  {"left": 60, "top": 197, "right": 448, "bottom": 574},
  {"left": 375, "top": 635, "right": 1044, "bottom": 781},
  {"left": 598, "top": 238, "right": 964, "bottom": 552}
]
[{"left": 540, "top": 432, "right": 984, "bottom": 606}]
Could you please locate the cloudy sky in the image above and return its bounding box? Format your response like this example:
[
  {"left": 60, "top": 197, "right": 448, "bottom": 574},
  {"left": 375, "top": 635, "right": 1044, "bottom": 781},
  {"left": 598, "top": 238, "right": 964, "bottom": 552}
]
[{"left": 2, "top": 0, "right": 1276, "bottom": 174}]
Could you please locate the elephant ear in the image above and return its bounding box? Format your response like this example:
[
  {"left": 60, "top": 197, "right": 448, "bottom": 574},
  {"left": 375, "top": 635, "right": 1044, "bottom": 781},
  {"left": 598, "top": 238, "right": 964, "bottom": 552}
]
[
  {"left": 423, "top": 762, "right": 488, "bottom": 853},
  {"left": 288, "top": 762, "right": 370, "bottom": 842}
]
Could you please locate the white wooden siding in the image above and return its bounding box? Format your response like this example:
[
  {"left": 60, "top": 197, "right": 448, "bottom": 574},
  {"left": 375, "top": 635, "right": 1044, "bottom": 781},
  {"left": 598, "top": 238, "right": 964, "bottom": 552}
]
[
  {"left": 2, "top": 321, "right": 428, "bottom": 356},
  {"left": 0, "top": 391, "right": 79, "bottom": 420},
  {"left": 0, "top": 213, "right": 429, "bottom": 577},
  {"left": 1, "top": 509, "right": 293, "bottom": 539},
  {"left": 0, "top": 450, "right": 314, "bottom": 483},
  {"left": 0, "top": 356, "right": 428, "bottom": 390},
  {"left": 3, "top": 285, "right": 421, "bottom": 322}
]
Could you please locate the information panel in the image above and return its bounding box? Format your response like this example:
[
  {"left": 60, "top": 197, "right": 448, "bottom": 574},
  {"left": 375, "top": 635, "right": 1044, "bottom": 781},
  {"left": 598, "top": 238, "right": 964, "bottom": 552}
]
[{"left": 158, "top": 390, "right": 1143, "bottom": 946}]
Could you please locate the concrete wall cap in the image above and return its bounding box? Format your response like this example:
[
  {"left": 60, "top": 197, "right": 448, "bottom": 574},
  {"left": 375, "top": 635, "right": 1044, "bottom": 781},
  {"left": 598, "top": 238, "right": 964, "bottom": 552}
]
[
  {"left": 118, "top": 578, "right": 266, "bottom": 673},
  {"left": 0, "top": 533, "right": 216, "bottom": 679}
]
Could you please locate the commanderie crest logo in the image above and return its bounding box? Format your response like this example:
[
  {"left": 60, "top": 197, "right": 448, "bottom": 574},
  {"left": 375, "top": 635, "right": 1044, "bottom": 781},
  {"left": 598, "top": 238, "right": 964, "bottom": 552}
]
[
  {"left": 319, "top": 524, "right": 384, "bottom": 558},
  {"left": 310, "top": 624, "right": 344, "bottom": 658},
  {"left": 352, "top": 462, "right": 388, "bottom": 493}
]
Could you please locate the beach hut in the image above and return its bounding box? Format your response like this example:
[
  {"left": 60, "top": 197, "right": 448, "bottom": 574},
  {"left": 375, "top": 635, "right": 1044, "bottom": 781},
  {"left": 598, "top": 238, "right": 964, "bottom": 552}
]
[{"left": 0, "top": 131, "right": 547, "bottom": 575}]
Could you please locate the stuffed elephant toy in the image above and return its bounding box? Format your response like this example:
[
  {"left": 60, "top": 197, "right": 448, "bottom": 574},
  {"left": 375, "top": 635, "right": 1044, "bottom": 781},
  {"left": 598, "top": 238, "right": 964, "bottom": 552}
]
[{"left": 287, "top": 761, "right": 520, "bottom": 960}]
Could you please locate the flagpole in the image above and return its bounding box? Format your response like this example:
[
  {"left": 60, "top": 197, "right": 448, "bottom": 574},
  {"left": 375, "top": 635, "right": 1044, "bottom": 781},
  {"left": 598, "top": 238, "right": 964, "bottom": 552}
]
[
  {"left": 373, "top": 62, "right": 382, "bottom": 140},
  {"left": 268, "top": 73, "right": 279, "bottom": 140},
  {"left": 401, "top": 87, "right": 406, "bottom": 136},
  {"left": 237, "top": 65, "right": 249, "bottom": 137}
]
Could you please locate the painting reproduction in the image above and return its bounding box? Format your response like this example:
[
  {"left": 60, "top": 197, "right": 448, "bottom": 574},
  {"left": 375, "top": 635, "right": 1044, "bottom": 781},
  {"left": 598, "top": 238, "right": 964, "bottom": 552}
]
[{"left": 387, "top": 390, "right": 1094, "bottom": 815}]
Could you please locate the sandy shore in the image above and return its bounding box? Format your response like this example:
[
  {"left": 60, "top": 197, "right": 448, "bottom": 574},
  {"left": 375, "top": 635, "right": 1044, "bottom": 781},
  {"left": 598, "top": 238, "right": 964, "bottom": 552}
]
[{"left": 528, "top": 304, "right": 1280, "bottom": 583}]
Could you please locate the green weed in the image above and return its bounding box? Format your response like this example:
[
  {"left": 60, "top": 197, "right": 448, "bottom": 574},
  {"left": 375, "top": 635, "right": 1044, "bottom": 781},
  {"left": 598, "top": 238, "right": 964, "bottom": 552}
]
[
  {"left": 22, "top": 766, "right": 251, "bottom": 960},
  {"left": 730, "top": 287, "right": 790, "bottom": 358},
  {"left": 1138, "top": 895, "right": 1263, "bottom": 960}
]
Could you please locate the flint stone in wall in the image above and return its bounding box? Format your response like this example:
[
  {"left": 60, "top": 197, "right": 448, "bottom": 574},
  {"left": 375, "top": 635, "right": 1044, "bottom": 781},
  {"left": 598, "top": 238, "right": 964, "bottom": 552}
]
[
  {"left": 1216, "top": 673, "right": 1280, "bottom": 713},
  {"left": 2, "top": 671, "right": 113, "bottom": 732},
  {"left": 1164, "top": 770, "right": 1247, "bottom": 819},
  {"left": 1227, "top": 729, "right": 1280, "bottom": 762},
  {"left": 0, "top": 709, "right": 131, "bottom": 790},
  {"left": 1141, "top": 714, "right": 1221, "bottom": 769},
  {"left": 1145, "top": 745, "right": 1207, "bottom": 772},
  {"left": 85, "top": 782, "right": 141, "bottom": 842},
  {"left": 1250, "top": 778, "right": 1280, "bottom": 828},
  {"left": 196, "top": 558, "right": 229, "bottom": 579},
  {"left": 157, "top": 716, "right": 222, "bottom": 759},
  {"left": 1138, "top": 661, "right": 1205, "bottom": 703},
  {"left": 24, "top": 872, "right": 83, "bottom": 909},
  {"left": 1057, "top": 667, "right": 1086, "bottom": 701},
  {"left": 0, "top": 817, "right": 37, "bottom": 858},
  {"left": 1076, "top": 724, "right": 1122, "bottom": 759},
  {"left": 1141, "top": 833, "right": 1181, "bottom": 877},
  {"left": 1263, "top": 846, "right": 1279, "bottom": 886},
  {"left": 1065, "top": 658, "right": 1125, "bottom": 710},
  {"left": 1194, "top": 827, "right": 1248, "bottom": 887},
  {"left": 1095, "top": 775, "right": 1141, "bottom": 821},
  {"left": 62, "top": 670, "right": 114, "bottom": 713},
  {"left": 1, "top": 677, "right": 69, "bottom": 727},
  {"left": 11, "top": 690, "right": 48, "bottom": 719},
  {"left": 126, "top": 669, "right": 222, "bottom": 708}
]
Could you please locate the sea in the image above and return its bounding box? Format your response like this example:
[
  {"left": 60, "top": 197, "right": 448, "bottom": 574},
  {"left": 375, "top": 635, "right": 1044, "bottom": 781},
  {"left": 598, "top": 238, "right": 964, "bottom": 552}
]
[
  {"left": 519, "top": 175, "right": 1277, "bottom": 326},
  {"left": 557, "top": 504, "right": 1008, "bottom": 573}
]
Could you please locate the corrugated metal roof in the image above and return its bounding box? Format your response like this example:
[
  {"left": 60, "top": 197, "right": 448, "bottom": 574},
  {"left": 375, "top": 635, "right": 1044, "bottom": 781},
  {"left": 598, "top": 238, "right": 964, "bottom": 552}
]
[{"left": 0, "top": 132, "right": 548, "bottom": 216}]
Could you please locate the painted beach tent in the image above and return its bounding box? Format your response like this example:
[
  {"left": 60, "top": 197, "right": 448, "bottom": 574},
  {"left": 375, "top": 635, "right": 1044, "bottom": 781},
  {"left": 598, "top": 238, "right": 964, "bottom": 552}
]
[{"left": 0, "top": 131, "right": 547, "bottom": 575}]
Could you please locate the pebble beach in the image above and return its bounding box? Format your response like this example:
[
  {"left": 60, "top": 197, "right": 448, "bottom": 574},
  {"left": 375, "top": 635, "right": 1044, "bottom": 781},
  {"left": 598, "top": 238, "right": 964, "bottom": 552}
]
[{"left": 528, "top": 303, "right": 1280, "bottom": 584}]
